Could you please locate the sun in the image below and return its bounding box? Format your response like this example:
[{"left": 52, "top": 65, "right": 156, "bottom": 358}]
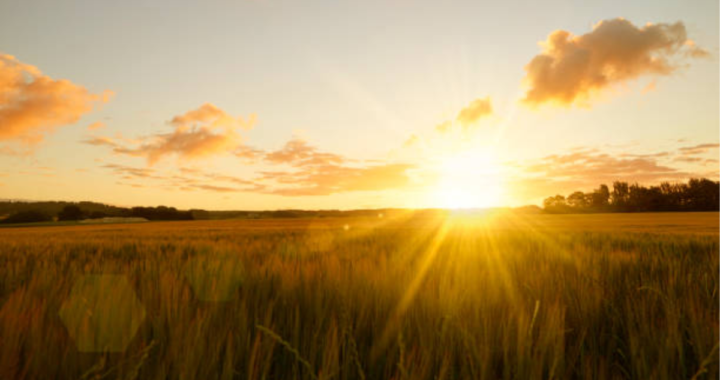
[{"left": 432, "top": 150, "right": 504, "bottom": 209}]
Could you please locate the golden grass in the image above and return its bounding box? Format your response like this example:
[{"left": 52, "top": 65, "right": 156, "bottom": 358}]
[{"left": 0, "top": 211, "right": 717, "bottom": 379}]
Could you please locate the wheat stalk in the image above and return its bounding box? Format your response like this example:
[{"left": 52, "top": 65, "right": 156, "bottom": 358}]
[{"left": 256, "top": 324, "right": 319, "bottom": 380}]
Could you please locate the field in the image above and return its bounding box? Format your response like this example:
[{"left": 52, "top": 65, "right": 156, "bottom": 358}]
[{"left": 0, "top": 212, "right": 717, "bottom": 379}]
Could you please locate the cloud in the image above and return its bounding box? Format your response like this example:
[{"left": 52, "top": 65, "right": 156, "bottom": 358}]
[
  {"left": 259, "top": 163, "right": 415, "bottom": 196},
  {"left": 102, "top": 163, "right": 160, "bottom": 180},
  {"left": 100, "top": 132, "right": 415, "bottom": 196},
  {"left": 523, "top": 150, "right": 688, "bottom": 182},
  {"left": 403, "top": 134, "right": 420, "bottom": 147},
  {"left": 674, "top": 156, "right": 704, "bottom": 163},
  {"left": 508, "top": 145, "right": 720, "bottom": 203},
  {"left": 202, "top": 172, "right": 254, "bottom": 186},
  {"left": 111, "top": 103, "right": 255, "bottom": 165},
  {"left": 264, "top": 137, "right": 345, "bottom": 167},
  {"left": 434, "top": 97, "right": 494, "bottom": 134},
  {"left": 189, "top": 184, "right": 240, "bottom": 193},
  {"left": 522, "top": 18, "right": 708, "bottom": 107},
  {"left": 103, "top": 160, "right": 414, "bottom": 197},
  {"left": 0, "top": 54, "right": 111, "bottom": 144},
  {"left": 455, "top": 97, "right": 493, "bottom": 127},
  {"left": 234, "top": 145, "right": 264, "bottom": 161},
  {"left": 504, "top": 141, "right": 720, "bottom": 204},
  {"left": 82, "top": 136, "right": 120, "bottom": 148},
  {"left": 678, "top": 143, "right": 719, "bottom": 155},
  {"left": 170, "top": 103, "right": 255, "bottom": 132},
  {"left": 683, "top": 40, "right": 710, "bottom": 58},
  {"left": 101, "top": 162, "right": 260, "bottom": 193},
  {"left": 259, "top": 138, "right": 414, "bottom": 195},
  {"left": 435, "top": 121, "right": 452, "bottom": 133},
  {"left": 87, "top": 122, "right": 105, "bottom": 130}
]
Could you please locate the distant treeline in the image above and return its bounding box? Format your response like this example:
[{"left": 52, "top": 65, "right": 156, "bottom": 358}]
[
  {"left": 0, "top": 200, "right": 418, "bottom": 224},
  {"left": 0, "top": 202, "right": 195, "bottom": 224},
  {"left": 543, "top": 178, "right": 719, "bottom": 213}
]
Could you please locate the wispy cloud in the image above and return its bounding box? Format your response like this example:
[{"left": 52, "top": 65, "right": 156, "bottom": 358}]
[
  {"left": 456, "top": 97, "right": 493, "bottom": 128},
  {"left": 435, "top": 97, "right": 494, "bottom": 133},
  {"left": 264, "top": 137, "right": 345, "bottom": 167},
  {"left": 87, "top": 121, "right": 106, "bottom": 131},
  {"left": 108, "top": 103, "right": 255, "bottom": 165},
  {"left": 508, "top": 142, "right": 719, "bottom": 203},
  {"left": 102, "top": 163, "right": 161, "bottom": 180},
  {"left": 259, "top": 163, "right": 415, "bottom": 196},
  {"left": 677, "top": 143, "right": 719, "bottom": 155},
  {"left": 523, "top": 150, "right": 688, "bottom": 182},
  {"left": 101, "top": 136, "right": 416, "bottom": 197},
  {"left": 82, "top": 136, "right": 120, "bottom": 148}
]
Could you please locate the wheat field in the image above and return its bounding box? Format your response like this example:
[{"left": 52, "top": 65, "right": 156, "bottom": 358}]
[{"left": 0, "top": 211, "right": 717, "bottom": 379}]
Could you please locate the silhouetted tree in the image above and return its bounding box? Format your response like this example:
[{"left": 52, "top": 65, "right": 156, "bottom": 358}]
[
  {"left": 58, "top": 205, "right": 84, "bottom": 221},
  {"left": 1, "top": 210, "right": 52, "bottom": 224},
  {"left": 543, "top": 195, "right": 570, "bottom": 213},
  {"left": 89, "top": 211, "right": 107, "bottom": 219},
  {"left": 567, "top": 191, "right": 589, "bottom": 210},
  {"left": 543, "top": 178, "right": 719, "bottom": 214},
  {"left": 686, "top": 178, "right": 720, "bottom": 211},
  {"left": 190, "top": 209, "right": 210, "bottom": 220},
  {"left": 130, "top": 206, "right": 193, "bottom": 221},
  {"left": 590, "top": 184, "right": 610, "bottom": 211},
  {"left": 611, "top": 181, "right": 630, "bottom": 211}
]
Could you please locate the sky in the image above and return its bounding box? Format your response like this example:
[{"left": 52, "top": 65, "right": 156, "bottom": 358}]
[{"left": 0, "top": 0, "right": 717, "bottom": 210}]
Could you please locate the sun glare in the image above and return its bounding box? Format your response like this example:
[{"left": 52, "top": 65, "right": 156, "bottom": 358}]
[{"left": 433, "top": 150, "right": 504, "bottom": 209}]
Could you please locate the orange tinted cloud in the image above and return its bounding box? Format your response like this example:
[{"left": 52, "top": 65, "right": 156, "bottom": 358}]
[
  {"left": 234, "top": 145, "right": 264, "bottom": 161},
  {"left": 99, "top": 130, "right": 415, "bottom": 196},
  {"left": 522, "top": 19, "right": 708, "bottom": 107},
  {"left": 102, "top": 163, "right": 161, "bottom": 180},
  {"left": 456, "top": 97, "right": 493, "bottom": 127},
  {"left": 678, "top": 143, "right": 719, "bottom": 155},
  {"left": 523, "top": 150, "right": 687, "bottom": 182},
  {"left": 102, "top": 151, "right": 413, "bottom": 197},
  {"left": 170, "top": 103, "right": 255, "bottom": 132},
  {"left": 113, "top": 103, "right": 255, "bottom": 165},
  {"left": 260, "top": 163, "right": 415, "bottom": 196},
  {"left": 87, "top": 121, "right": 105, "bottom": 130},
  {"left": 0, "top": 54, "right": 111, "bottom": 143},
  {"left": 507, "top": 146, "right": 719, "bottom": 203},
  {"left": 434, "top": 97, "right": 493, "bottom": 134},
  {"left": 261, "top": 138, "right": 413, "bottom": 195},
  {"left": 265, "top": 137, "right": 345, "bottom": 167},
  {"left": 82, "top": 136, "right": 119, "bottom": 148}
]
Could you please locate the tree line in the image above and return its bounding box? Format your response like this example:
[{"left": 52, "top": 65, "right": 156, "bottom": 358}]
[
  {"left": 0, "top": 204, "right": 195, "bottom": 224},
  {"left": 543, "top": 178, "right": 719, "bottom": 213},
  {"left": 0, "top": 200, "right": 412, "bottom": 224}
]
